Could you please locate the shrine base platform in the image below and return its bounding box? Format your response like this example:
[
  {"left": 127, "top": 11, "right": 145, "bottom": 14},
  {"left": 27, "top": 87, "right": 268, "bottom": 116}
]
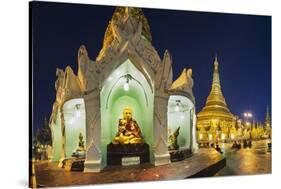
[{"left": 33, "top": 148, "right": 226, "bottom": 187}]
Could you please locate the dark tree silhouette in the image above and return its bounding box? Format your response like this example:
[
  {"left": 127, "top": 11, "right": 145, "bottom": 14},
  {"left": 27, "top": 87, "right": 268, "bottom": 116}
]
[{"left": 37, "top": 117, "right": 52, "bottom": 146}]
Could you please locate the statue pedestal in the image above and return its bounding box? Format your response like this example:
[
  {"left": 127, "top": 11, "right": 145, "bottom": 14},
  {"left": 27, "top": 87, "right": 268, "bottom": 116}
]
[
  {"left": 169, "top": 148, "right": 192, "bottom": 162},
  {"left": 153, "top": 153, "right": 171, "bottom": 166},
  {"left": 64, "top": 158, "right": 85, "bottom": 171},
  {"left": 107, "top": 143, "right": 149, "bottom": 166},
  {"left": 84, "top": 159, "right": 101, "bottom": 172}
]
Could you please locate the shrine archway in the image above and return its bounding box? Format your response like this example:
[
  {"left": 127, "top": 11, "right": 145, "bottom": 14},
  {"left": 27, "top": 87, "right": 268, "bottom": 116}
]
[
  {"left": 167, "top": 95, "right": 194, "bottom": 151},
  {"left": 63, "top": 98, "right": 86, "bottom": 158},
  {"left": 100, "top": 59, "right": 154, "bottom": 168}
]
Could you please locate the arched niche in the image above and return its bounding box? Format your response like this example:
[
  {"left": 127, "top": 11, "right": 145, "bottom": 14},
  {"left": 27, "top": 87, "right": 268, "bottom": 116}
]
[
  {"left": 63, "top": 98, "right": 86, "bottom": 158},
  {"left": 50, "top": 111, "right": 62, "bottom": 161},
  {"left": 167, "top": 95, "right": 194, "bottom": 150},
  {"left": 100, "top": 59, "right": 154, "bottom": 168}
]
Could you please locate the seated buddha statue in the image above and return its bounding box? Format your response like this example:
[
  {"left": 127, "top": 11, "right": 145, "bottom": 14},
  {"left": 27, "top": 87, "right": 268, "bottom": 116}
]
[{"left": 113, "top": 107, "right": 143, "bottom": 144}]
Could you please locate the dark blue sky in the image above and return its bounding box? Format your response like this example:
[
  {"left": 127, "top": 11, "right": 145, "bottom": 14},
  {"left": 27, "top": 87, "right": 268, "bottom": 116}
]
[{"left": 31, "top": 2, "right": 271, "bottom": 131}]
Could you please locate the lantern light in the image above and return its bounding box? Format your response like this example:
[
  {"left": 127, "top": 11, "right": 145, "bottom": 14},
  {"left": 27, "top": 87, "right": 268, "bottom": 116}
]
[
  {"left": 107, "top": 76, "right": 112, "bottom": 81},
  {"left": 123, "top": 82, "right": 129, "bottom": 91},
  {"left": 123, "top": 75, "right": 130, "bottom": 91},
  {"left": 175, "top": 100, "right": 181, "bottom": 112},
  {"left": 75, "top": 104, "right": 81, "bottom": 118},
  {"left": 221, "top": 133, "right": 225, "bottom": 140}
]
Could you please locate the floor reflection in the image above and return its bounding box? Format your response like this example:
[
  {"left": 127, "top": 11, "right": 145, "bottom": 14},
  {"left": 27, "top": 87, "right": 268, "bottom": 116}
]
[{"left": 215, "top": 140, "right": 271, "bottom": 176}]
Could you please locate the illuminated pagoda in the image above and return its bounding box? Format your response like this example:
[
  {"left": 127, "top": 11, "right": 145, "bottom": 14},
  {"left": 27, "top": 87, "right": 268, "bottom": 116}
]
[
  {"left": 49, "top": 7, "right": 197, "bottom": 173},
  {"left": 264, "top": 105, "right": 272, "bottom": 138},
  {"left": 197, "top": 56, "right": 235, "bottom": 143},
  {"left": 265, "top": 105, "right": 271, "bottom": 127}
]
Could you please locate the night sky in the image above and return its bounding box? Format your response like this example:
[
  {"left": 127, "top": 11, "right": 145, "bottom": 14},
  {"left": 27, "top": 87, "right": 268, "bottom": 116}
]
[{"left": 31, "top": 2, "right": 271, "bottom": 132}]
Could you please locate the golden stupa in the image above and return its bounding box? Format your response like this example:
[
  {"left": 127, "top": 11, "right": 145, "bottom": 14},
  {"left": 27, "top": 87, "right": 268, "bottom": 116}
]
[{"left": 197, "top": 56, "right": 234, "bottom": 131}]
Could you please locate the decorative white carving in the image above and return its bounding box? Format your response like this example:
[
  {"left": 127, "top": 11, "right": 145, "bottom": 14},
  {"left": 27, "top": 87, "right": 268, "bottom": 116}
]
[
  {"left": 49, "top": 7, "right": 196, "bottom": 172},
  {"left": 170, "top": 68, "right": 195, "bottom": 102}
]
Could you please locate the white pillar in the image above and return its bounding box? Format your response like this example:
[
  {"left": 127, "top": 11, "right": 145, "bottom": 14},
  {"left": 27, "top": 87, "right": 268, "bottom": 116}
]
[
  {"left": 153, "top": 92, "right": 171, "bottom": 166},
  {"left": 50, "top": 109, "right": 62, "bottom": 162},
  {"left": 58, "top": 106, "right": 66, "bottom": 167},
  {"left": 191, "top": 107, "right": 198, "bottom": 152},
  {"left": 83, "top": 92, "right": 102, "bottom": 172}
]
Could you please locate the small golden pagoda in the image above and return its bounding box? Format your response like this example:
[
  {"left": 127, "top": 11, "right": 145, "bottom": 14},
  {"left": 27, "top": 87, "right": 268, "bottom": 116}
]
[
  {"left": 264, "top": 105, "right": 272, "bottom": 138},
  {"left": 265, "top": 105, "right": 271, "bottom": 127},
  {"left": 197, "top": 56, "right": 235, "bottom": 141}
]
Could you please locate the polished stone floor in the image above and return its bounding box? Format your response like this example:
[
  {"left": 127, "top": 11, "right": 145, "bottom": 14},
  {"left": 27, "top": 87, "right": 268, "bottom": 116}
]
[
  {"left": 215, "top": 139, "right": 271, "bottom": 176},
  {"left": 34, "top": 149, "right": 225, "bottom": 187},
  {"left": 33, "top": 140, "right": 271, "bottom": 187}
]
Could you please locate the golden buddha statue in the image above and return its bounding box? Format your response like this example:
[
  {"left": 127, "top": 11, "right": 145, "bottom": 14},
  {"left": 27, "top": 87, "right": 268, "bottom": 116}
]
[{"left": 113, "top": 107, "right": 143, "bottom": 144}]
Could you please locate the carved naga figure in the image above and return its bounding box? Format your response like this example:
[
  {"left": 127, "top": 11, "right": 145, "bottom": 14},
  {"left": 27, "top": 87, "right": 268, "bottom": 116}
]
[{"left": 168, "top": 127, "right": 180, "bottom": 151}]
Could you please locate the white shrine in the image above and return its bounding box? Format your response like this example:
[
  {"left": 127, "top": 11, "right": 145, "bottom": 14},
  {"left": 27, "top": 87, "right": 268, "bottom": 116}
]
[{"left": 49, "top": 7, "right": 197, "bottom": 172}]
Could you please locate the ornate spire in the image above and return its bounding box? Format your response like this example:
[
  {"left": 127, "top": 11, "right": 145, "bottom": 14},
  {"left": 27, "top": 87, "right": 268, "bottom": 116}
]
[
  {"left": 103, "top": 6, "right": 152, "bottom": 43},
  {"left": 211, "top": 55, "right": 221, "bottom": 94},
  {"left": 97, "top": 6, "right": 152, "bottom": 61},
  {"left": 205, "top": 56, "right": 228, "bottom": 108},
  {"left": 197, "top": 56, "right": 234, "bottom": 128},
  {"left": 265, "top": 105, "right": 271, "bottom": 126}
]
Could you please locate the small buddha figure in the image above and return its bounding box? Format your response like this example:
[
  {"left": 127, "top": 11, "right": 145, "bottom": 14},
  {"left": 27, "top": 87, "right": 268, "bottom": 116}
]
[
  {"left": 113, "top": 107, "right": 143, "bottom": 144},
  {"left": 78, "top": 132, "right": 85, "bottom": 150},
  {"left": 72, "top": 132, "right": 85, "bottom": 158},
  {"left": 168, "top": 127, "right": 180, "bottom": 151}
]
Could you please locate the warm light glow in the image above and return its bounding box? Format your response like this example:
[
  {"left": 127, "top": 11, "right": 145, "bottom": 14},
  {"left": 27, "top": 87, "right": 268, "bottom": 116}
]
[
  {"left": 246, "top": 122, "right": 250, "bottom": 126},
  {"left": 209, "top": 134, "right": 213, "bottom": 140},
  {"left": 123, "top": 82, "right": 129, "bottom": 91},
  {"left": 231, "top": 133, "right": 235, "bottom": 140},
  {"left": 244, "top": 112, "right": 253, "bottom": 118},
  {"left": 221, "top": 133, "right": 225, "bottom": 140},
  {"left": 199, "top": 134, "right": 203, "bottom": 140}
]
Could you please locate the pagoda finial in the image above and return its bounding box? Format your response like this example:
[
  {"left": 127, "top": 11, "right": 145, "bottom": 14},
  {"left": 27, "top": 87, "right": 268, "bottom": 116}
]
[
  {"left": 211, "top": 55, "right": 221, "bottom": 91},
  {"left": 214, "top": 54, "right": 219, "bottom": 70},
  {"left": 265, "top": 104, "right": 271, "bottom": 126},
  {"left": 125, "top": 7, "right": 129, "bottom": 16}
]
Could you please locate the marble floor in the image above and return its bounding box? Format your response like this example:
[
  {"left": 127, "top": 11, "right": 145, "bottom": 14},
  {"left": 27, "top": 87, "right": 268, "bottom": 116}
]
[
  {"left": 215, "top": 140, "right": 271, "bottom": 176},
  {"left": 34, "top": 148, "right": 225, "bottom": 187}
]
